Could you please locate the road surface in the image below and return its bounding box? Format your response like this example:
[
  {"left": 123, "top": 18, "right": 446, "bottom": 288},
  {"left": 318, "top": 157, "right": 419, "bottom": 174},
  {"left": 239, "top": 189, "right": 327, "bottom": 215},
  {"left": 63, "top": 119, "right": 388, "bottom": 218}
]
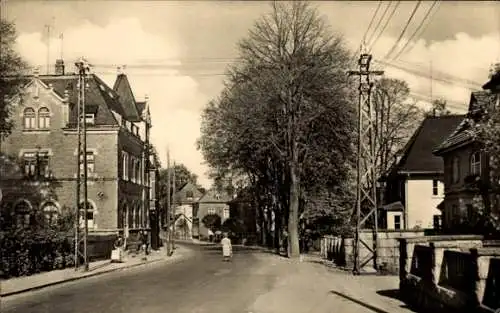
[{"left": 2, "top": 244, "right": 407, "bottom": 313}]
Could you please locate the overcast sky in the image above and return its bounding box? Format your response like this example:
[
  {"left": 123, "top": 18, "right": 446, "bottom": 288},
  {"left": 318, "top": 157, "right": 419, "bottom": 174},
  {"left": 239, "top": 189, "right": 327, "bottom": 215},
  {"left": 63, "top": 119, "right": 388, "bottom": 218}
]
[{"left": 4, "top": 1, "right": 500, "bottom": 188}]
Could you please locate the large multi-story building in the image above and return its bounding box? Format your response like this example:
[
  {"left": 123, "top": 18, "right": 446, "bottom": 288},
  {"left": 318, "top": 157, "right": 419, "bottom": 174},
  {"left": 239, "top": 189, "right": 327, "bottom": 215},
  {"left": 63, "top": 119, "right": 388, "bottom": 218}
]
[{"left": 0, "top": 59, "right": 159, "bottom": 241}]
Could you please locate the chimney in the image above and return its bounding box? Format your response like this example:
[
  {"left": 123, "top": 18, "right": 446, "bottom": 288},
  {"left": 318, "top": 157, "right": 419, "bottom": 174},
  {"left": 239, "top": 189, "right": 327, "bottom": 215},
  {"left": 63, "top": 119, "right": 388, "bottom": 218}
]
[{"left": 55, "top": 59, "right": 65, "bottom": 75}]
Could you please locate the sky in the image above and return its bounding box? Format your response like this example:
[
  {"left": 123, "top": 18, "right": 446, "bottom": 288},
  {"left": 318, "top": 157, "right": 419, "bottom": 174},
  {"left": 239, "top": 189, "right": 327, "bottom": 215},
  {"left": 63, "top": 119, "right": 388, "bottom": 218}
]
[{"left": 3, "top": 0, "right": 500, "bottom": 188}]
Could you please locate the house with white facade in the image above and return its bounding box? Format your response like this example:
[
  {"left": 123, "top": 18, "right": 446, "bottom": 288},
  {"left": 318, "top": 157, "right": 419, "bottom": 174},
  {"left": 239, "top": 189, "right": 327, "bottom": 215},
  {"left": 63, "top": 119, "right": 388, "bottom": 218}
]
[{"left": 380, "top": 115, "right": 464, "bottom": 230}]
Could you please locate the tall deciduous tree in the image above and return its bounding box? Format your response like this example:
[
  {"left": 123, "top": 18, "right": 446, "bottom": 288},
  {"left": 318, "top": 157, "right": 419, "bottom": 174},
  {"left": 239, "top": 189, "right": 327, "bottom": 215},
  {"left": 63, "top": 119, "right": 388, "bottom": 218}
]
[
  {"left": 198, "top": 1, "right": 357, "bottom": 258},
  {"left": 372, "top": 78, "right": 423, "bottom": 177},
  {"left": 0, "top": 19, "right": 28, "bottom": 146}
]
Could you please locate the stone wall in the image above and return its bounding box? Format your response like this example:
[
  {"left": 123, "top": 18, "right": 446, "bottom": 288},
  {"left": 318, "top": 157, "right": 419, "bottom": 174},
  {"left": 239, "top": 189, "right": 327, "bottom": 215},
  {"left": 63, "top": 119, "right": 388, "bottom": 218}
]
[
  {"left": 321, "top": 229, "right": 425, "bottom": 274},
  {"left": 397, "top": 235, "right": 500, "bottom": 312}
]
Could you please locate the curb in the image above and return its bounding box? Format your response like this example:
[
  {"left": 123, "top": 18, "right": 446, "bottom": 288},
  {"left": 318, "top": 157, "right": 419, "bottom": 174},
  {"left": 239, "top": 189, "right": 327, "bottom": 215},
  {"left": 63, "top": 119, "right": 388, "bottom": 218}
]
[{"left": 1, "top": 251, "right": 189, "bottom": 298}]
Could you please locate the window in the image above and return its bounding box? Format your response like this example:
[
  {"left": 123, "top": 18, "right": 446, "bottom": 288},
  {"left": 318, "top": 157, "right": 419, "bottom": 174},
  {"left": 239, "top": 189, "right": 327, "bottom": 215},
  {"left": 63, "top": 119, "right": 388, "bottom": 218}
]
[
  {"left": 470, "top": 151, "right": 481, "bottom": 175},
  {"left": 394, "top": 215, "right": 401, "bottom": 230},
  {"left": 432, "top": 180, "right": 439, "bottom": 196},
  {"left": 122, "top": 151, "right": 129, "bottom": 180},
  {"left": 23, "top": 152, "right": 36, "bottom": 177},
  {"left": 208, "top": 208, "right": 216, "bottom": 215},
  {"left": 15, "top": 200, "right": 32, "bottom": 228},
  {"left": 223, "top": 207, "right": 230, "bottom": 219},
  {"left": 38, "top": 107, "right": 50, "bottom": 129},
  {"left": 452, "top": 157, "right": 460, "bottom": 183},
  {"left": 23, "top": 108, "right": 36, "bottom": 129},
  {"left": 466, "top": 204, "right": 474, "bottom": 219},
  {"left": 135, "top": 160, "right": 141, "bottom": 184},
  {"left": 23, "top": 151, "right": 49, "bottom": 178},
  {"left": 433, "top": 215, "right": 441, "bottom": 230},
  {"left": 79, "top": 152, "right": 95, "bottom": 175},
  {"left": 186, "top": 190, "right": 194, "bottom": 199},
  {"left": 79, "top": 201, "right": 95, "bottom": 229},
  {"left": 131, "top": 158, "right": 137, "bottom": 182},
  {"left": 42, "top": 202, "right": 59, "bottom": 225},
  {"left": 85, "top": 113, "right": 95, "bottom": 125}
]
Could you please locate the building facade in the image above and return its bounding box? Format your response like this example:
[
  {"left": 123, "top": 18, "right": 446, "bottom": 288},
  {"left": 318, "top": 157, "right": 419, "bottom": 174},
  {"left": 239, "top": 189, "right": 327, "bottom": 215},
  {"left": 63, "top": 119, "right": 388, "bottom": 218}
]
[
  {"left": 434, "top": 69, "right": 500, "bottom": 232},
  {"left": 382, "top": 115, "right": 464, "bottom": 230},
  {"left": 196, "top": 189, "right": 231, "bottom": 239},
  {"left": 0, "top": 60, "right": 157, "bottom": 240},
  {"left": 173, "top": 182, "right": 203, "bottom": 239}
]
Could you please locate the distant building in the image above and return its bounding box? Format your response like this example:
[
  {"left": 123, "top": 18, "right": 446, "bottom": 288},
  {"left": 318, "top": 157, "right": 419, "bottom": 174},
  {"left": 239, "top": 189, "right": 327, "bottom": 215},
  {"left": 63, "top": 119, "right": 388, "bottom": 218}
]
[
  {"left": 433, "top": 68, "right": 500, "bottom": 232},
  {"left": 0, "top": 60, "right": 158, "bottom": 241},
  {"left": 195, "top": 189, "right": 231, "bottom": 240},
  {"left": 172, "top": 182, "right": 204, "bottom": 239},
  {"left": 381, "top": 115, "right": 464, "bottom": 230}
]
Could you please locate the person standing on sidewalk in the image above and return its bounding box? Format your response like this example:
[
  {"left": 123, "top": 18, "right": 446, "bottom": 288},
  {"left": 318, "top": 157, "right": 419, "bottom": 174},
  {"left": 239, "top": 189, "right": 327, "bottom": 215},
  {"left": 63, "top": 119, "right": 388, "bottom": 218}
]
[{"left": 221, "top": 233, "right": 232, "bottom": 262}]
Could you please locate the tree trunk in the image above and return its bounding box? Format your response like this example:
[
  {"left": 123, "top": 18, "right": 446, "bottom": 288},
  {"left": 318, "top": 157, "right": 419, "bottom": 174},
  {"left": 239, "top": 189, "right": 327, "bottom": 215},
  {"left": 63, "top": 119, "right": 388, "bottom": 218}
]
[{"left": 288, "top": 160, "right": 300, "bottom": 258}]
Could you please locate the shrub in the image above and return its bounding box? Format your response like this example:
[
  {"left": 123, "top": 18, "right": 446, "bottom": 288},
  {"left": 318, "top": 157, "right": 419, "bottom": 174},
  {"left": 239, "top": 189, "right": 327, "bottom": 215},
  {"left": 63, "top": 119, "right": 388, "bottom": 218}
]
[{"left": 0, "top": 206, "right": 75, "bottom": 279}]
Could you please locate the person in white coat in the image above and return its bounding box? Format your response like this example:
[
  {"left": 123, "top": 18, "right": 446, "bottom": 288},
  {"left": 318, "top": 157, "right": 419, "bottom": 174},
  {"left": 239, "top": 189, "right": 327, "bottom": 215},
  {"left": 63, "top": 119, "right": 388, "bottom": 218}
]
[{"left": 221, "top": 233, "right": 232, "bottom": 262}]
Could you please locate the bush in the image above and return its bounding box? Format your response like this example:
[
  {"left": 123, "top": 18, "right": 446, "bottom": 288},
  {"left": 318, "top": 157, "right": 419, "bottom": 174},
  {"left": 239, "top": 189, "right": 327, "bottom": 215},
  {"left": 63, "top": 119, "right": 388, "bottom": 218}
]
[{"left": 0, "top": 206, "right": 75, "bottom": 279}]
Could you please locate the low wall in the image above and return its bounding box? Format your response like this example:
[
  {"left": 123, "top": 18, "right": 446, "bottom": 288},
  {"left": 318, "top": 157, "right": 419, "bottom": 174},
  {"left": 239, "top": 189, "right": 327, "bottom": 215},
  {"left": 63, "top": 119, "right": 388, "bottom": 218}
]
[
  {"left": 398, "top": 235, "right": 500, "bottom": 312},
  {"left": 321, "top": 229, "right": 424, "bottom": 274}
]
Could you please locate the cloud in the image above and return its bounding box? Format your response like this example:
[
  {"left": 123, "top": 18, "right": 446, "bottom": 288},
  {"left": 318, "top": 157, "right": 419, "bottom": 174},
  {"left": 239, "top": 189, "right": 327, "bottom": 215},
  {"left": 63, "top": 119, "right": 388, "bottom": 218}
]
[
  {"left": 15, "top": 17, "right": 212, "bottom": 188},
  {"left": 350, "top": 31, "right": 500, "bottom": 113}
]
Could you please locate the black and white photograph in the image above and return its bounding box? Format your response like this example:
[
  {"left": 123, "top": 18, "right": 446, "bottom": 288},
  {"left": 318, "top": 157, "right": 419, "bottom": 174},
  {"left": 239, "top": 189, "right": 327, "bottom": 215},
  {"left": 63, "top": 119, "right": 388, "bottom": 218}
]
[{"left": 0, "top": 1, "right": 499, "bottom": 312}]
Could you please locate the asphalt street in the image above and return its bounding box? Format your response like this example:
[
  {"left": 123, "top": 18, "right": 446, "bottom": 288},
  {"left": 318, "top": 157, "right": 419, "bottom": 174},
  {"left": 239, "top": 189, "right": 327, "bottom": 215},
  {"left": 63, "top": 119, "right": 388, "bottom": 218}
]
[
  {"left": 2, "top": 244, "right": 410, "bottom": 313},
  {"left": 2, "top": 244, "right": 284, "bottom": 313}
]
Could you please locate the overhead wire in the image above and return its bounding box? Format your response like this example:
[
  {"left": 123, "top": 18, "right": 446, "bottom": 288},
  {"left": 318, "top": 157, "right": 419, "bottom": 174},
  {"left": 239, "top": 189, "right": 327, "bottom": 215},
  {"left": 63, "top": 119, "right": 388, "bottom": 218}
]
[
  {"left": 382, "top": 1, "right": 423, "bottom": 60},
  {"left": 361, "top": 1, "right": 383, "bottom": 49},
  {"left": 368, "top": 1, "right": 402, "bottom": 54},
  {"left": 389, "top": 1, "right": 440, "bottom": 61},
  {"left": 364, "top": 1, "right": 394, "bottom": 52}
]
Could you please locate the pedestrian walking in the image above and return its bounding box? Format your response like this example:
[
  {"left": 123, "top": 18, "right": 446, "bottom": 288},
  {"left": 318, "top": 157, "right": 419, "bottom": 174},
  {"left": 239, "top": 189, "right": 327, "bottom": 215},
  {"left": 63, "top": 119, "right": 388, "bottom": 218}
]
[{"left": 221, "top": 233, "right": 232, "bottom": 262}]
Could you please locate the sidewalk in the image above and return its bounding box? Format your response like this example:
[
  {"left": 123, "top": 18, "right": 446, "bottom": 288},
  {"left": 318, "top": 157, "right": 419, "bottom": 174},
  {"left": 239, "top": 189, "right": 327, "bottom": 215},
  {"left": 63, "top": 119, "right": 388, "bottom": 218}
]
[
  {"left": 0, "top": 245, "right": 192, "bottom": 297},
  {"left": 248, "top": 253, "right": 415, "bottom": 313}
]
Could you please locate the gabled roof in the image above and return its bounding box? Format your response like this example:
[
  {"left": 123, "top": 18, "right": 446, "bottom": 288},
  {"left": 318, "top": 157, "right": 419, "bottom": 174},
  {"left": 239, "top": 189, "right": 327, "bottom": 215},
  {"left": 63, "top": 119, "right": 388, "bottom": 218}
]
[
  {"left": 197, "top": 189, "right": 232, "bottom": 203},
  {"left": 434, "top": 92, "right": 496, "bottom": 155},
  {"left": 392, "top": 115, "right": 464, "bottom": 174},
  {"left": 113, "top": 74, "right": 142, "bottom": 122},
  {"left": 38, "top": 74, "right": 120, "bottom": 126}
]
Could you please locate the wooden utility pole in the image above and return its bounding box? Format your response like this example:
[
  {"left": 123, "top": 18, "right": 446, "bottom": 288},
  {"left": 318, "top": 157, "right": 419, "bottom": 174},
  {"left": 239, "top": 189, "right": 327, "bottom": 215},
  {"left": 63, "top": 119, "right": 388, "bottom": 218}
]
[
  {"left": 172, "top": 160, "right": 176, "bottom": 250},
  {"left": 348, "top": 53, "right": 384, "bottom": 275},
  {"left": 166, "top": 148, "right": 172, "bottom": 256}
]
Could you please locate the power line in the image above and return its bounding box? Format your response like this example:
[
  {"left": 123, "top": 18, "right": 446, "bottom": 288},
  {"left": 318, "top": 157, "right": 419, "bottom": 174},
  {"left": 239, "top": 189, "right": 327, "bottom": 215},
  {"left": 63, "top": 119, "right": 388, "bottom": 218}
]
[
  {"left": 368, "top": 1, "right": 402, "bottom": 53},
  {"left": 382, "top": 1, "right": 423, "bottom": 60},
  {"left": 365, "top": 1, "right": 393, "bottom": 50},
  {"left": 389, "top": 1, "right": 440, "bottom": 61},
  {"left": 374, "top": 59, "right": 483, "bottom": 89},
  {"left": 361, "top": 1, "right": 383, "bottom": 49}
]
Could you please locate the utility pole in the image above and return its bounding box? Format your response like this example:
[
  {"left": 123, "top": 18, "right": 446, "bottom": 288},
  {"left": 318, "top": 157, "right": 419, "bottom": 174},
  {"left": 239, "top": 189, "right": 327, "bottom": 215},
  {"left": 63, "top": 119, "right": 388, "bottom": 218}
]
[
  {"left": 172, "top": 160, "right": 176, "bottom": 250},
  {"left": 166, "top": 147, "right": 171, "bottom": 256},
  {"left": 74, "top": 57, "right": 91, "bottom": 272},
  {"left": 348, "top": 53, "right": 384, "bottom": 275}
]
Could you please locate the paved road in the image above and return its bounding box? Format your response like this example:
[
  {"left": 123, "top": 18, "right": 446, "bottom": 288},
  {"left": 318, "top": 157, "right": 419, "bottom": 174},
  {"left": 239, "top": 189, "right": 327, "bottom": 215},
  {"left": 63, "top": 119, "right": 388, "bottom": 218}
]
[
  {"left": 3, "top": 244, "right": 412, "bottom": 313},
  {"left": 2, "top": 244, "right": 283, "bottom": 313}
]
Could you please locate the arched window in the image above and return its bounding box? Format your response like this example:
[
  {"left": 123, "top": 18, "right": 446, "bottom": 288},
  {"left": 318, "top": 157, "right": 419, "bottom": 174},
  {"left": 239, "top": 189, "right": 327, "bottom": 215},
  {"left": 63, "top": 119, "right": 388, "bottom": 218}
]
[
  {"left": 23, "top": 108, "right": 36, "bottom": 129},
  {"left": 470, "top": 151, "right": 481, "bottom": 175},
  {"left": 79, "top": 201, "right": 95, "bottom": 229},
  {"left": 38, "top": 107, "right": 50, "bottom": 129},
  {"left": 14, "top": 200, "right": 32, "bottom": 228},
  {"left": 42, "top": 202, "right": 59, "bottom": 225}
]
